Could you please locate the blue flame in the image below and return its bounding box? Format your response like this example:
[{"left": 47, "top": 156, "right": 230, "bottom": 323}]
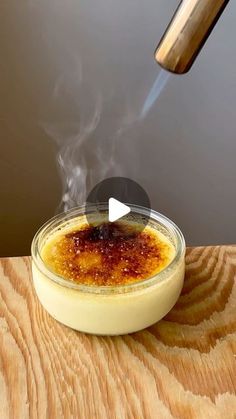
[{"left": 140, "top": 69, "right": 171, "bottom": 118}]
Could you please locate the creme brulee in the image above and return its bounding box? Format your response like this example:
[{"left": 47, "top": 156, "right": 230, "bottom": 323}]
[{"left": 31, "top": 206, "right": 185, "bottom": 335}]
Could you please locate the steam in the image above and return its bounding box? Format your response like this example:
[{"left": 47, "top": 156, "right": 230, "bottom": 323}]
[
  {"left": 42, "top": 60, "right": 139, "bottom": 212},
  {"left": 140, "top": 69, "right": 171, "bottom": 118},
  {"left": 42, "top": 58, "right": 170, "bottom": 213},
  {"left": 57, "top": 98, "right": 102, "bottom": 211}
]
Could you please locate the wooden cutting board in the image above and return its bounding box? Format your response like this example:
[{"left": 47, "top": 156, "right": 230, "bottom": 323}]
[{"left": 0, "top": 246, "right": 236, "bottom": 419}]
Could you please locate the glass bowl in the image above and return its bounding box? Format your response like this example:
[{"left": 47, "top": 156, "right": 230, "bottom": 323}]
[{"left": 31, "top": 204, "right": 185, "bottom": 335}]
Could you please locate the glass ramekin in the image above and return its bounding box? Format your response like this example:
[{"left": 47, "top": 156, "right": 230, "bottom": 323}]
[{"left": 31, "top": 204, "right": 186, "bottom": 335}]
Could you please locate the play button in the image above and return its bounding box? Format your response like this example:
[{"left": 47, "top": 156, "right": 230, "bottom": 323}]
[
  {"left": 108, "top": 198, "right": 131, "bottom": 222},
  {"left": 85, "top": 177, "right": 151, "bottom": 231}
]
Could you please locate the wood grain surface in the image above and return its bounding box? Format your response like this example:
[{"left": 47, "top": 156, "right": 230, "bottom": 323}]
[{"left": 0, "top": 246, "right": 236, "bottom": 419}]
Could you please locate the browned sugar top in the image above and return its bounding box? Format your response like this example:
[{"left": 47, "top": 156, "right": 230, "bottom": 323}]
[{"left": 42, "top": 222, "right": 175, "bottom": 286}]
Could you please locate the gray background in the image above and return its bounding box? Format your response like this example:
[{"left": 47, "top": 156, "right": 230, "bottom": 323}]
[{"left": 1, "top": 0, "right": 236, "bottom": 257}]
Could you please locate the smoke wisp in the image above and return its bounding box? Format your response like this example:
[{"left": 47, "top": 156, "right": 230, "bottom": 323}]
[
  {"left": 42, "top": 59, "right": 140, "bottom": 212},
  {"left": 42, "top": 65, "right": 171, "bottom": 212}
]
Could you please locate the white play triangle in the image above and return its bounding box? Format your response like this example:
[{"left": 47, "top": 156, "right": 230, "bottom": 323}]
[{"left": 108, "top": 198, "right": 131, "bottom": 222}]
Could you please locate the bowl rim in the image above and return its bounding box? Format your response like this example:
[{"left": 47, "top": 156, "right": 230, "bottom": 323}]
[{"left": 31, "top": 204, "right": 186, "bottom": 295}]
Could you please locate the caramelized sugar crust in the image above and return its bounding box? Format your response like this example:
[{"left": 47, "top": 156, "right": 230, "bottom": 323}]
[{"left": 42, "top": 222, "right": 175, "bottom": 286}]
